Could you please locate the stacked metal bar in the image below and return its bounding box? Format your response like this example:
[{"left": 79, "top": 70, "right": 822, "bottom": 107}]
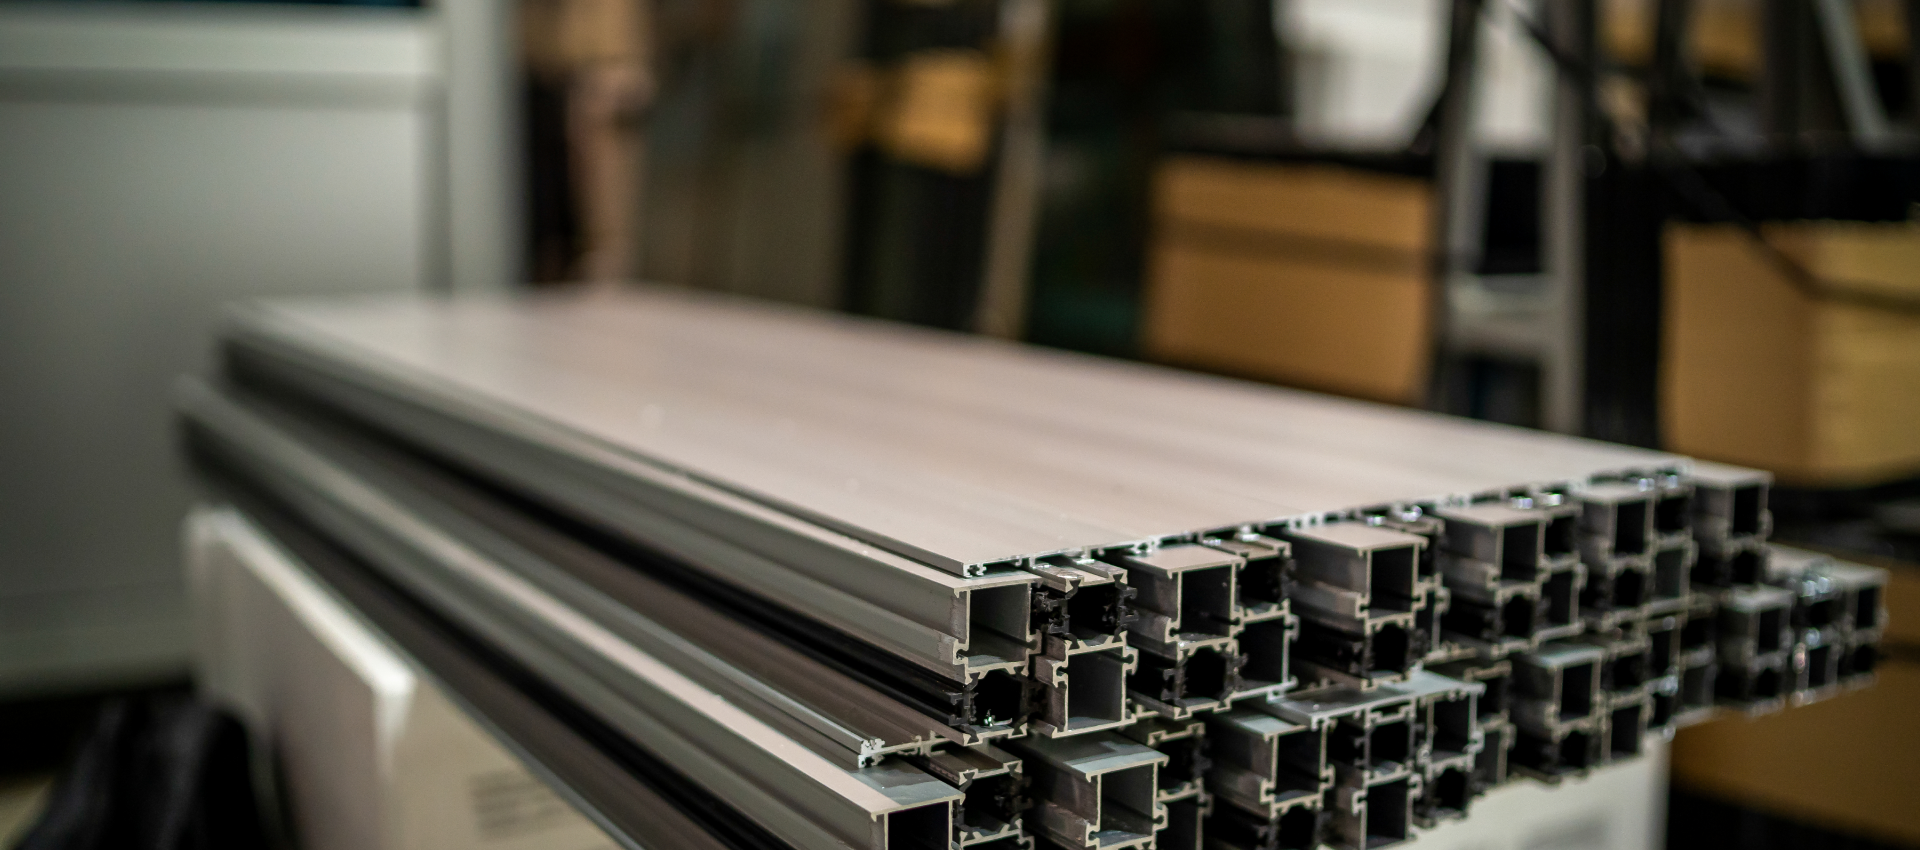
[{"left": 178, "top": 289, "right": 1887, "bottom": 850}]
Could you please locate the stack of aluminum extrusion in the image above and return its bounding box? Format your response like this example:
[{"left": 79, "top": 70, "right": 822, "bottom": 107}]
[{"left": 177, "top": 288, "right": 1888, "bottom": 850}]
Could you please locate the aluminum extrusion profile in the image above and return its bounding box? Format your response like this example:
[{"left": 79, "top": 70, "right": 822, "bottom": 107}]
[
  {"left": 1121, "top": 717, "right": 1210, "bottom": 804},
  {"left": 1577, "top": 483, "right": 1657, "bottom": 564},
  {"left": 1398, "top": 671, "right": 1484, "bottom": 827},
  {"left": 1535, "top": 559, "right": 1586, "bottom": 642},
  {"left": 1434, "top": 503, "right": 1547, "bottom": 590},
  {"left": 1204, "top": 534, "right": 1295, "bottom": 625},
  {"left": 1399, "top": 671, "right": 1483, "bottom": 769},
  {"left": 1130, "top": 643, "right": 1242, "bottom": 720},
  {"left": 1326, "top": 774, "right": 1416, "bottom": 850},
  {"left": 1440, "top": 581, "right": 1542, "bottom": 657},
  {"left": 1157, "top": 793, "right": 1210, "bottom": 850},
  {"left": 1114, "top": 544, "right": 1242, "bottom": 645},
  {"left": 1646, "top": 539, "right": 1696, "bottom": 615},
  {"left": 1510, "top": 716, "right": 1604, "bottom": 782},
  {"left": 1689, "top": 462, "right": 1773, "bottom": 549},
  {"left": 1510, "top": 643, "right": 1603, "bottom": 731},
  {"left": 1293, "top": 613, "right": 1420, "bottom": 692},
  {"left": 1717, "top": 585, "right": 1796, "bottom": 668},
  {"left": 1027, "top": 558, "right": 1136, "bottom": 652},
  {"left": 1413, "top": 754, "right": 1475, "bottom": 828},
  {"left": 1716, "top": 656, "right": 1788, "bottom": 713},
  {"left": 1473, "top": 719, "right": 1514, "bottom": 787},
  {"left": 1274, "top": 689, "right": 1417, "bottom": 786},
  {"left": 193, "top": 381, "right": 1030, "bottom": 752},
  {"left": 1234, "top": 613, "right": 1298, "bottom": 702},
  {"left": 1030, "top": 636, "right": 1139, "bottom": 738},
  {"left": 1653, "top": 477, "right": 1695, "bottom": 544},
  {"left": 1111, "top": 544, "right": 1245, "bottom": 718},
  {"left": 1693, "top": 540, "right": 1769, "bottom": 589},
  {"left": 1203, "top": 709, "right": 1326, "bottom": 820},
  {"left": 1208, "top": 799, "right": 1323, "bottom": 850},
  {"left": 1602, "top": 694, "right": 1650, "bottom": 762},
  {"left": 222, "top": 292, "right": 1688, "bottom": 578},
  {"left": 1283, "top": 525, "right": 1425, "bottom": 625},
  {"left": 913, "top": 745, "right": 1032, "bottom": 848},
  {"left": 224, "top": 328, "right": 1040, "bottom": 685},
  {"left": 180, "top": 382, "right": 966, "bottom": 850},
  {"left": 1582, "top": 632, "right": 1653, "bottom": 702},
  {"left": 1005, "top": 732, "right": 1168, "bottom": 850}
]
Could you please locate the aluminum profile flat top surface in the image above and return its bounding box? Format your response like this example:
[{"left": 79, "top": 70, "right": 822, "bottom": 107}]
[{"left": 231, "top": 288, "right": 1682, "bottom": 574}]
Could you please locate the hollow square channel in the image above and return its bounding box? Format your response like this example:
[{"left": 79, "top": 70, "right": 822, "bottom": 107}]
[
  {"left": 1474, "top": 725, "right": 1509, "bottom": 785},
  {"left": 958, "top": 771, "right": 1021, "bottom": 836},
  {"left": 1655, "top": 491, "right": 1691, "bottom": 535},
  {"left": 1501, "top": 595, "right": 1537, "bottom": 640},
  {"left": 1732, "top": 485, "right": 1764, "bottom": 536},
  {"left": 1431, "top": 695, "right": 1475, "bottom": 756},
  {"left": 1801, "top": 596, "right": 1838, "bottom": 631},
  {"left": 1752, "top": 665, "right": 1782, "bottom": 700},
  {"left": 1653, "top": 547, "right": 1687, "bottom": 600},
  {"left": 1182, "top": 645, "right": 1233, "bottom": 702},
  {"left": 1476, "top": 671, "right": 1509, "bottom": 720},
  {"left": 1157, "top": 734, "right": 1205, "bottom": 794},
  {"left": 1065, "top": 581, "right": 1129, "bottom": 641},
  {"left": 1611, "top": 568, "right": 1648, "bottom": 610},
  {"left": 1496, "top": 522, "right": 1540, "bottom": 582},
  {"left": 1370, "top": 623, "right": 1412, "bottom": 677},
  {"left": 1240, "top": 553, "right": 1288, "bottom": 610},
  {"left": 1608, "top": 704, "right": 1644, "bottom": 759},
  {"left": 1370, "top": 546, "right": 1418, "bottom": 613},
  {"left": 1856, "top": 586, "right": 1882, "bottom": 630},
  {"left": 1099, "top": 761, "right": 1160, "bottom": 842},
  {"left": 1729, "top": 549, "right": 1764, "bottom": 585},
  {"left": 972, "top": 669, "right": 1030, "bottom": 729},
  {"left": 1240, "top": 617, "right": 1291, "bottom": 687},
  {"left": 1278, "top": 805, "right": 1321, "bottom": 850},
  {"left": 1544, "top": 513, "right": 1577, "bottom": 559},
  {"left": 885, "top": 800, "right": 951, "bottom": 850},
  {"left": 1369, "top": 719, "right": 1413, "bottom": 772},
  {"left": 1430, "top": 767, "right": 1471, "bottom": 819},
  {"left": 1275, "top": 725, "right": 1325, "bottom": 793},
  {"left": 1559, "top": 729, "right": 1597, "bottom": 771},
  {"left": 1181, "top": 565, "right": 1236, "bottom": 637},
  {"left": 1363, "top": 779, "right": 1412, "bottom": 848},
  {"left": 1756, "top": 607, "right": 1785, "bottom": 653},
  {"left": 1806, "top": 644, "right": 1834, "bottom": 689},
  {"left": 1560, "top": 662, "right": 1596, "bottom": 721},
  {"left": 1065, "top": 651, "right": 1129, "bottom": 729},
  {"left": 1614, "top": 499, "right": 1650, "bottom": 556},
  {"left": 1681, "top": 614, "right": 1714, "bottom": 653},
  {"left": 1543, "top": 570, "right": 1577, "bottom": 627},
  {"left": 1681, "top": 663, "right": 1714, "bottom": 706},
  {"left": 1647, "top": 623, "right": 1677, "bottom": 678},
  {"left": 1158, "top": 796, "right": 1203, "bottom": 850},
  {"left": 1650, "top": 691, "right": 1675, "bottom": 728},
  {"left": 1607, "top": 648, "right": 1648, "bottom": 695}
]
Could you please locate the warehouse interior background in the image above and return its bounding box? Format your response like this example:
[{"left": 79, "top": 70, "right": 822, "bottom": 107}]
[{"left": 2, "top": 0, "right": 1919, "bottom": 847}]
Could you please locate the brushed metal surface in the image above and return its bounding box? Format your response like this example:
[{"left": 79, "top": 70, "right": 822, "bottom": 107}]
[{"left": 230, "top": 287, "right": 1682, "bottom": 573}]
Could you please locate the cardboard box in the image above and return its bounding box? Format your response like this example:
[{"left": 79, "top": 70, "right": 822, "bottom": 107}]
[
  {"left": 1142, "top": 157, "right": 1434, "bottom": 405},
  {"left": 1662, "top": 222, "right": 1920, "bottom": 485}
]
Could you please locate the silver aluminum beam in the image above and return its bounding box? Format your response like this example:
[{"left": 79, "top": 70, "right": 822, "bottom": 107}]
[
  {"left": 179, "top": 382, "right": 961, "bottom": 850},
  {"left": 912, "top": 745, "right": 1031, "bottom": 848},
  {"left": 223, "top": 291, "right": 1684, "bottom": 578},
  {"left": 1006, "top": 733, "right": 1167, "bottom": 850},
  {"left": 223, "top": 321, "right": 1035, "bottom": 683}
]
